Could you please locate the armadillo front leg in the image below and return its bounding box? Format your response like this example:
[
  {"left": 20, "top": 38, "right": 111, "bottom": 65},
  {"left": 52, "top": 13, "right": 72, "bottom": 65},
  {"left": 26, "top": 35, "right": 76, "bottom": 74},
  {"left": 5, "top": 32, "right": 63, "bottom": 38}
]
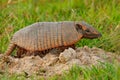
[{"left": 5, "top": 43, "right": 16, "bottom": 56}]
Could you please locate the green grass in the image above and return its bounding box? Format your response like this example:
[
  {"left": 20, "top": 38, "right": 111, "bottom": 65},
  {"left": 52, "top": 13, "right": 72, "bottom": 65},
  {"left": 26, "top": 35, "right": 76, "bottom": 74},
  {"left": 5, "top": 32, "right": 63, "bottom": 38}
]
[
  {"left": 61, "top": 62, "right": 120, "bottom": 80},
  {"left": 0, "top": 0, "right": 120, "bottom": 79}
]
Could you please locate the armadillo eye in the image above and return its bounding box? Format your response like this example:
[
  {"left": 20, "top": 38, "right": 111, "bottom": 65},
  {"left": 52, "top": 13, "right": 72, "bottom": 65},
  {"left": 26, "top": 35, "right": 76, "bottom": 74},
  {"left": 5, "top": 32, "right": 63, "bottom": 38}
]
[{"left": 85, "top": 29, "right": 90, "bottom": 32}]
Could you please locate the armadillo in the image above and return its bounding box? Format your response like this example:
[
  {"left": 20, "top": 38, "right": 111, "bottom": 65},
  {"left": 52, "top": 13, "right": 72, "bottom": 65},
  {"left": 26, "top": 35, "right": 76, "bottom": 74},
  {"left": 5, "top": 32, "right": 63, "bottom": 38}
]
[{"left": 5, "top": 21, "right": 101, "bottom": 57}]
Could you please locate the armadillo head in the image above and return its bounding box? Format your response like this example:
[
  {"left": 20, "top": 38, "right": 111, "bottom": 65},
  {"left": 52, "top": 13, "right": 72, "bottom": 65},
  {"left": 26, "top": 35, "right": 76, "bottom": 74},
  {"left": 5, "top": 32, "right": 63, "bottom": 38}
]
[{"left": 75, "top": 21, "right": 102, "bottom": 39}]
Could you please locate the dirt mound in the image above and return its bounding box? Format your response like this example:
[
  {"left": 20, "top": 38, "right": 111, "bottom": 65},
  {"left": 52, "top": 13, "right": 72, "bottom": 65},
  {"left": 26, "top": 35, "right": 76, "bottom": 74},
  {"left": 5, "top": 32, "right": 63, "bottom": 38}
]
[{"left": 0, "top": 46, "right": 119, "bottom": 77}]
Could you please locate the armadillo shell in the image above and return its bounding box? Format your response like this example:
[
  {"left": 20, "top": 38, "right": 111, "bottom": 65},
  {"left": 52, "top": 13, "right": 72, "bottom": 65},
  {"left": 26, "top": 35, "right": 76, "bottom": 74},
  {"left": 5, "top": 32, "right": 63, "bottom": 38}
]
[{"left": 12, "top": 22, "right": 82, "bottom": 51}]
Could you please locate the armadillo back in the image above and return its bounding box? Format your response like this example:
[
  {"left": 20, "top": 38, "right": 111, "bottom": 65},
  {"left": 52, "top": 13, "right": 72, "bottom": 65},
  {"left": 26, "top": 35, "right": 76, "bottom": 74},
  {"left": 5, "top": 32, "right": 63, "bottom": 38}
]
[{"left": 12, "top": 22, "right": 82, "bottom": 51}]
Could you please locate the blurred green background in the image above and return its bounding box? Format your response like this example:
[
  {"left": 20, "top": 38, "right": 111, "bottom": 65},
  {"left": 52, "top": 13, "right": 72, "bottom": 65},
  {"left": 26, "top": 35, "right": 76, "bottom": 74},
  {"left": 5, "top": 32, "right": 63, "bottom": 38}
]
[{"left": 0, "top": 0, "right": 120, "bottom": 54}]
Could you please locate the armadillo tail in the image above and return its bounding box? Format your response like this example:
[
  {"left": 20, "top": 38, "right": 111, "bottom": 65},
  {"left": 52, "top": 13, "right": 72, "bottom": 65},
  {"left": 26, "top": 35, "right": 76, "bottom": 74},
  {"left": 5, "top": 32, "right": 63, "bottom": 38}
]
[{"left": 5, "top": 43, "right": 16, "bottom": 56}]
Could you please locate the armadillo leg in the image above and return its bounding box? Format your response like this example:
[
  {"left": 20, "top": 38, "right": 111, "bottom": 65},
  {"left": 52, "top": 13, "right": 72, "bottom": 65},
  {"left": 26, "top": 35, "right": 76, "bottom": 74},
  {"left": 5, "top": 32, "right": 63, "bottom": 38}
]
[
  {"left": 5, "top": 43, "right": 16, "bottom": 56},
  {"left": 16, "top": 47, "right": 27, "bottom": 58},
  {"left": 58, "top": 44, "right": 76, "bottom": 51},
  {"left": 70, "top": 44, "right": 76, "bottom": 49}
]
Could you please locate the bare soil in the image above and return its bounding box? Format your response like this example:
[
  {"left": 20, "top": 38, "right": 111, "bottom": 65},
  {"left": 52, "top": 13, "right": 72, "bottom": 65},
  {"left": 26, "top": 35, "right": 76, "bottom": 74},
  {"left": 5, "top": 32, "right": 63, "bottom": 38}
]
[{"left": 0, "top": 46, "right": 119, "bottom": 78}]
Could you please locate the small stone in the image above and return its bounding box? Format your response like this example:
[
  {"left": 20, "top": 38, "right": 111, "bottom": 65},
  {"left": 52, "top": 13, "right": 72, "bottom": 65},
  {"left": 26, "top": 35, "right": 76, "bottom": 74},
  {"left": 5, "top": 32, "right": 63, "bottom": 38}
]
[{"left": 59, "top": 48, "right": 77, "bottom": 63}]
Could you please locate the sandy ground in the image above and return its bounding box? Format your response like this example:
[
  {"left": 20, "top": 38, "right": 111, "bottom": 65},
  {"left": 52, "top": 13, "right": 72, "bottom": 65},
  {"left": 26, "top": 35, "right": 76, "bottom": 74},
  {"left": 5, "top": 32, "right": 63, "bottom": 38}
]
[{"left": 0, "top": 46, "right": 119, "bottom": 78}]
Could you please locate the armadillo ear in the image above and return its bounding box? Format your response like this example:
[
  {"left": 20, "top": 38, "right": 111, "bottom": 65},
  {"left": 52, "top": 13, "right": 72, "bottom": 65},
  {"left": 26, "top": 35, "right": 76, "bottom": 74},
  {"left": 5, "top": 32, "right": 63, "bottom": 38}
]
[{"left": 75, "top": 24, "right": 83, "bottom": 31}]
